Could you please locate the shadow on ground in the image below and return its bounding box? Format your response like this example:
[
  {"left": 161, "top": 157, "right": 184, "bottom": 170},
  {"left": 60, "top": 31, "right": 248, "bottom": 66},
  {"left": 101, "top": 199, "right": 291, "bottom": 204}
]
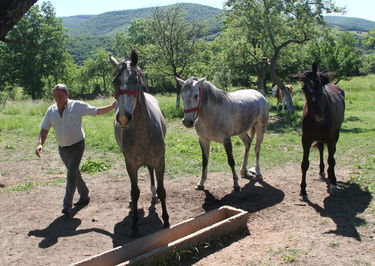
[
  {"left": 28, "top": 205, "right": 112, "bottom": 248},
  {"left": 202, "top": 178, "right": 285, "bottom": 214},
  {"left": 305, "top": 181, "right": 372, "bottom": 241},
  {"left": 27, "top": 178, "right": 285, "bottom": 264}
]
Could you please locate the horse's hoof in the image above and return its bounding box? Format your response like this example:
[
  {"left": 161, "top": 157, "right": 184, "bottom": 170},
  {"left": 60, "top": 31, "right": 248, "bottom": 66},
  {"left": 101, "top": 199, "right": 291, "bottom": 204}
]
[
  {"left": 319, "top": 172, "right": 326, "bottom": 180},
  {"left": 195, "top": 185, "right": 204, "bottom": 190},
  {"left": 255, "top": 174, "right": 263, "bottom": 180},
  {"left": 328, "top": 185, "right": 338, "bottom": 195},
  {"left": 151, "top": 197, "right": 159, "bottom": 204},
  {"left": 240, "top": 169, "right": 248, "bottom": 178},
  {"left": 163, "top": 222, "right": 170, "bottom": 228},
  {"left": 233, "top": 186, "right": 241, "bottom": 193},
  {"left": 148, "top": 205, "right": 156, "bottom": 213},
  {"left": 249, "top": 167, "right": 257, "bottom": 176},
  {"left": 299, "top": 193, "right": 308, "bottom": 202}
]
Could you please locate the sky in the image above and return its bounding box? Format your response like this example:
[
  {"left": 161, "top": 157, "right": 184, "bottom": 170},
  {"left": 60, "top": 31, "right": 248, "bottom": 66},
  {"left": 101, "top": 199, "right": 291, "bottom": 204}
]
[{"left": 37, "top": 0, "right": 375, "bottom": 22}]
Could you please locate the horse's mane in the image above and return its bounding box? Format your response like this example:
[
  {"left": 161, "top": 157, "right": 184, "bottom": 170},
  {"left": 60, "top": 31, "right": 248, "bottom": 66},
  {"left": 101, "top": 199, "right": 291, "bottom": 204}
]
[{"left": 185, "top": 77, "right": 231, "bottom": 106}]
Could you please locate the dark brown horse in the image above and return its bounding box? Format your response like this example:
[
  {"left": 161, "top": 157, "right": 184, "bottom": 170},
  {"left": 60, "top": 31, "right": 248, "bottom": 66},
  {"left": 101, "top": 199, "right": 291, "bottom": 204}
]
[{"left": 292, "top": 63, "right": 345, "bottom": 199}]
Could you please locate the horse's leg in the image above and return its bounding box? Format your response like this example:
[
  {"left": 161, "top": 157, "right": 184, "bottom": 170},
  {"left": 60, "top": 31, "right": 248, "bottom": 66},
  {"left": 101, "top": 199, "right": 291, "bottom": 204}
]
[
  {"left": 254, "top": 123, "right": 266, "bottom": 179},
  {"left": 155, "top": 161, "right": 170, "bottom": 228},
  {"left": 238, "top": 132, "right": 252, "bottom": 178},
  {"left": 318, "top": 142, "right": 325, "bottom": 179},
  {"left": 147, "top": 166, "right": 158, "bottom": 203},
  {"left": 326, "top": 138, "right": 338, "bottom": 194},
  {"left": 196, "top": 137, "right": 210, "bottom": 190},
  {"left": 223, "top": 138, "right": 240, "bottom": 192},
  {"left": 126, "top": 165, "right": 140, "bottom": 235},
  {"left": 301, "top": 135, "right": 312, "bottom": 198}
]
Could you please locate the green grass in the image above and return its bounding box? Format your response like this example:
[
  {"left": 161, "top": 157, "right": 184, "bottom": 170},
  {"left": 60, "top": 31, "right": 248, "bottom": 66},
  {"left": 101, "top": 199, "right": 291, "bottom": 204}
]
[
  {"left": 267, "top": 247, "right": 299, "bottom": 264},
  {"left": 1, "top": 75, "right": 374, "bottom": 200},
  {"left": 2, "top": 178, "right": 66, "bottom": 192},
  {"left": 80, "top": 160, "right": 110, "bottom": 174}
]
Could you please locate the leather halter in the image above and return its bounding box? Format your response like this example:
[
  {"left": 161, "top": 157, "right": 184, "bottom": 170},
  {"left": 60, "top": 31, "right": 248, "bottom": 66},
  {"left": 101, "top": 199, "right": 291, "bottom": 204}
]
[
  {"left": 114, "top": 88, "right": 139, "bottom": 99},
  {"left": 113, "top": 67, "right": 142, "bottom": 100}
]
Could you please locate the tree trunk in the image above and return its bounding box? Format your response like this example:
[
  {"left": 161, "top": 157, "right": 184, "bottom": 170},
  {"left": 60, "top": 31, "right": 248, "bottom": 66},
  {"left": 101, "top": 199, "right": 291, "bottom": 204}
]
[
  {"left": 256, "top": 67, "right": 267, "bottom": 95},
  {"left": 175, "top": 73, "right": 182, "bottom": 108},
  {"left": 175, "top": 91, "right": 181, "bottom": 108},
  {"left": 102, "top": 75, "right": 107, "bottom": 95},
  {"left": 0, "top": 0, "right": 38, "bottom": 40},
  {"left": 269, "top": 56, "right": 295, "bottom": 113}
]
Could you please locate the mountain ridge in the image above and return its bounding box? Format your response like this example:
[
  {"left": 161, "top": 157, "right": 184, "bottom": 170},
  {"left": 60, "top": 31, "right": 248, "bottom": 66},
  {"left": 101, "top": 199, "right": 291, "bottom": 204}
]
[
  {"left": 62, "top": 4, "right": 223, "bottom": 37},
  {"left": 61, "top": 4, "right": 375, "bottom": 37}
]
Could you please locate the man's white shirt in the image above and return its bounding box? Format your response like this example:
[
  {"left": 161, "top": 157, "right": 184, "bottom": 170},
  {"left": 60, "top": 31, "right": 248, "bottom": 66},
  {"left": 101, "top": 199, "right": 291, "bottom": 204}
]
[{"left": 41, "top": 99, "right": 98, "bottom": 147}]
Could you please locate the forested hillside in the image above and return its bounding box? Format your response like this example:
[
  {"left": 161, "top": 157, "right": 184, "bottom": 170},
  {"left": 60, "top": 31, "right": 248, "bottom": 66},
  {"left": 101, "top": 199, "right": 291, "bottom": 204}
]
[
  {"left": 62, "top": 6, "right": 375, "bottom": 37},
  {"left": 62, "top": 3, "right": 223, "bottom": 37},
  {"left": 324, "top": 16, "right": 375, "bottom": 32}
]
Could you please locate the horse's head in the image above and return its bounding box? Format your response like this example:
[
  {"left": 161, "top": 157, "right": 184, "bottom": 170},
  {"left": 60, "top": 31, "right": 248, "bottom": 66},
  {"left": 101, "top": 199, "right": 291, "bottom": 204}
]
[
  {"left": 176, "top": 76, "right": 205, "bottom": 128},
  {"left": 291, "top": 63, "right": 331, "bottom": 121},
  {"left": 110, "top": 50, "right": 142, "bottom": 128}
]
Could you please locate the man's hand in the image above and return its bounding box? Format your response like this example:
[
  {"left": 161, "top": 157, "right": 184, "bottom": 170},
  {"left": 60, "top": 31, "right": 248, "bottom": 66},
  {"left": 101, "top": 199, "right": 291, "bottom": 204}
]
[{"left": 35, "top": 144, "right": 43, "bottom": 157}]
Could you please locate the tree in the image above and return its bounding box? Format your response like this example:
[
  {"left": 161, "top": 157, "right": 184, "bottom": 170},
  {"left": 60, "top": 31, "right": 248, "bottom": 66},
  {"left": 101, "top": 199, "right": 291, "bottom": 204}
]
[
  {"left": 361, "top": 28, "right": 375, "bottom": 74},
  {"left": 0, "top": 2, "right": 72, "bottom": 99},
  {"left": 210, "top": 17, "right": 270, "bottom": 92},
  {"left": 363, "top": 28, "right": 375, "bottom": 50},
  {"left": 306, "top": 30, "right": 362, "bottom": 82},
  {"left": 80, "top": 49, "right": 113, "bottom": 96},
  {"left": 149, "top": 5, "right": 206, "bottom": 106},
  {"left": 113, "top": 18, "right": 153, "bottom": 64},
  {"left": 225, "top": 0, "right": 343, "bottom": 113}
]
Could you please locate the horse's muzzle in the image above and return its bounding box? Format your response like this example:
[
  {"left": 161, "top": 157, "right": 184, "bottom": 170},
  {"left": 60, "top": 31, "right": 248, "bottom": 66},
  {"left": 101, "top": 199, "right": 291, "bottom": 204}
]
[
  {"left": 116, "top": 112, "right": 131, "bottom": 128},
  {"left": 182, "top": 118, "right": 194, "bottom": 128}
]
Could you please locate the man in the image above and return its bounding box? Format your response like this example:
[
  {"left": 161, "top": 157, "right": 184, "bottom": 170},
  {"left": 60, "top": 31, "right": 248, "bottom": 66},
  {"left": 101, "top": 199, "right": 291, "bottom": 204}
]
[{"left": 35, "top": 84, "right": 116, "bottom": 217}]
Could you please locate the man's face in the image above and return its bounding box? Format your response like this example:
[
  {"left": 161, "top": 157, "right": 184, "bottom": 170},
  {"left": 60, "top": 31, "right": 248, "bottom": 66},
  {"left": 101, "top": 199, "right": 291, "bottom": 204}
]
[{"left": 53, "top": 89, "right": 69, "bottom": 108}]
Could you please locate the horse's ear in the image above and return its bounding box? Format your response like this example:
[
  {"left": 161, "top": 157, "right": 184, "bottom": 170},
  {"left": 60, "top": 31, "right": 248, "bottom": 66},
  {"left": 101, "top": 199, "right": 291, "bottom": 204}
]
[
  {"left": 290, "top": 73, "right": 303, "bottom": 81},
  {"left": 130, "top": 50, "right": 138, "bottom": 66},
  {"left": 109, "top": 54, "right": 118, "bottom": 67},
  {"left": 196, "top": 77, "right": 206, "bottom": 87},
  {"left": 319, "top": 71, "right": 333, "bottom": 85},
  {"left": 175, "top": 77, "right": 186, "bottom": 88}
]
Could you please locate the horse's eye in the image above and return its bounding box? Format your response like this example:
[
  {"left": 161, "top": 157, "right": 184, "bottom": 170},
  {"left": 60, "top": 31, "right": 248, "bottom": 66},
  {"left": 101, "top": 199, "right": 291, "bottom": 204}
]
[{"left": 194, "top": 95, "right": 198, "bottom": 100}]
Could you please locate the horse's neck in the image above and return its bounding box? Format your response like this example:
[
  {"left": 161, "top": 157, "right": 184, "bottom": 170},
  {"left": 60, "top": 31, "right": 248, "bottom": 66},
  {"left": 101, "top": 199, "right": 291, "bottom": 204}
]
[
  {"left": 199, "top": 86, "right": 227, "bottom": 121},
  {"left": 136, "top": 91, "right": 150, "bottom": 119}
]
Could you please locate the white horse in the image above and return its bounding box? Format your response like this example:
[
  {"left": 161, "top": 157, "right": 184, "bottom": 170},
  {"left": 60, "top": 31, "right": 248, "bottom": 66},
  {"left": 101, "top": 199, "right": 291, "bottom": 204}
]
[{"left": 176, "top": 77, "right": 269, "bottom": 192}]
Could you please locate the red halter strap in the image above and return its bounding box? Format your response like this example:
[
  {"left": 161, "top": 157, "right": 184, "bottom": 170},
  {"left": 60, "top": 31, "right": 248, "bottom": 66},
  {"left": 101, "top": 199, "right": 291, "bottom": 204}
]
[
  {"left": 113, "top": 67, "right": 142, "bottom": 99},
  {"left": 114, "top": 89, "right": 139, "bottom": 99},
  {"left": 183, "top": 85, "right": 202, "bottom": 114}
]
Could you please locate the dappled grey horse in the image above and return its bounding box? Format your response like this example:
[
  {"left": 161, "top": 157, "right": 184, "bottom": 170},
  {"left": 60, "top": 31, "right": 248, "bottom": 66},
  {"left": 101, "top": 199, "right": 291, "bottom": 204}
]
[
  {"left": 176, "top": 77, "right": 269, "bottom": 192},
  {"left": 110, "top": 51, "right": 169, "bottom": 233}
]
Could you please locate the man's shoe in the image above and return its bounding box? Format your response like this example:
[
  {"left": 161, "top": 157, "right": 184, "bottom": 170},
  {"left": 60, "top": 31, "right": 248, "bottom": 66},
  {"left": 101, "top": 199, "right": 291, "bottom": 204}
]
[
  {"left": 62, "top": 208, "right": 72, "bottom": 217},
  {"left": 74, "top": 197, "right": 90, "bottom": 206}
]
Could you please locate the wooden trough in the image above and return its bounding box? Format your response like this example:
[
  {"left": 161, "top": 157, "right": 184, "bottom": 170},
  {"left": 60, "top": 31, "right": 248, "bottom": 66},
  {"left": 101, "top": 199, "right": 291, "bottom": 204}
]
[{"left": 72, "top": 206, "right": 248, "bottom": 266}]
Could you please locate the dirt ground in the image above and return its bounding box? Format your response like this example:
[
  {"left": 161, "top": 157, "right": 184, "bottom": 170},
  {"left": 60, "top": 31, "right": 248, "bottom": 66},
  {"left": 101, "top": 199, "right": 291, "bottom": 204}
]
[{"left": 0, "top": 146, "right": 374, "bottom": 266}]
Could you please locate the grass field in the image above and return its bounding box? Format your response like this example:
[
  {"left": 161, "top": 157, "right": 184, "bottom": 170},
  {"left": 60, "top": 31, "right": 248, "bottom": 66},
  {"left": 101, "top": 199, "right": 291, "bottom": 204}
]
[{"left": 1, "top": 75, "right": 374, "bottom": 200}]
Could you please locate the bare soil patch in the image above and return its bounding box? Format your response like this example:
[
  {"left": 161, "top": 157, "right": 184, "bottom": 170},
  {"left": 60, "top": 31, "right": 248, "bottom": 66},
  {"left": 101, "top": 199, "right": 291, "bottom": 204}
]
[{"left": 0, "top": 149, "right": 374, "bottom": 265}]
